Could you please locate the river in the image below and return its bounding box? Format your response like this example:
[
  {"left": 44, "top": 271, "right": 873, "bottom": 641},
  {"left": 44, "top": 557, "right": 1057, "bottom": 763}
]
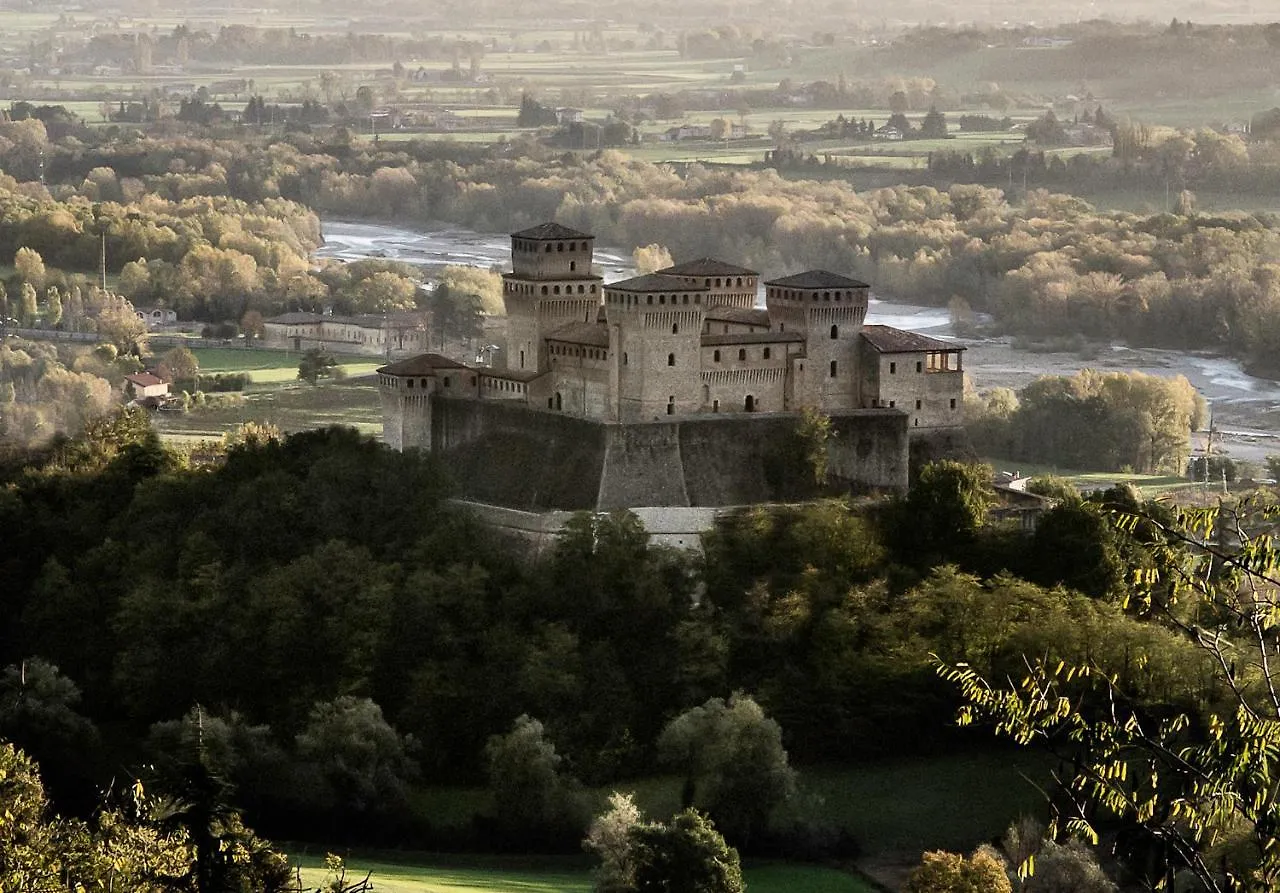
[{"left": 316, "top": 219, "right": 1280, "bottom": 464}]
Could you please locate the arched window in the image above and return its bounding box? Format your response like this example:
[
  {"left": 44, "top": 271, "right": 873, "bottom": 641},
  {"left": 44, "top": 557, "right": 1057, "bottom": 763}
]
[
  {"left": 763, "top": 347, "right": 771, "bottom": 359},
  {"left": 667, "top": 353, "right": 675, "bottom": 367},
  {"left": 570, "top": 261, "right": 577, "bottom": 272},
  {"left": 736, "top": 277, "right": 743, "bottom": 287},
  {"left": 553, "top": 285, "right": 561, "bottom": 295},
  {"left": 744, "top": 395, "right": 755, "bottom": 412},
  {"left": 554, "top": 393, "right": 562, "bottom": 410},
  {"left": 672, "top": 323, "right": 679, "bottom": 334},
  {"left": 541, "top": 285, "right": 548, "bottom": 295},
  {"left": 738, "top": 348, "right": 746, "bottom": 361},
  {"left": 713, "top": 350, "right": 721, "bottom": 362},
  {"left": 830, "top": 324, "right": 839, "bottom": 339}
]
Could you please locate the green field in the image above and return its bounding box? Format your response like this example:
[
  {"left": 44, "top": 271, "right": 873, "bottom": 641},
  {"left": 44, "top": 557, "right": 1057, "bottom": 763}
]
[
  {"left": 189, "top": 347, "right": 382, "bottom": 384},
  {"left": 291, "top": 854, "right": 876, "bottom": 893},
  {"left": 149, "top": 348, "right": 384, "bottom": 440}
]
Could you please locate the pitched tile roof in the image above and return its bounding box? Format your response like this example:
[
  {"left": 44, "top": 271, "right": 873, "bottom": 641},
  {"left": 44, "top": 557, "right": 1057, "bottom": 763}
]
[
  {"left": 378, "top": 353, "right": 471, "bottom": 375},
  {"left": 860, "top": 325, "right": 963, "bottom": 354},
  {"left": 125, "top": 372, "right": 167, "bottom": 387},
  {"left": 605, "top": 273, "right": 708, "bottom": 292},
  {"left": 547, "top": 321, "right": 610, "bottom": 347},
  {"left": 659, "top": 258, "right": 758, "bottom": 277},
  {"left": 704, "top": 307, "right": 772, "bottom": 326},
  {"left": 765, "top": 271, "right": 871, "bottom": 289},
  {"left": 267, "top": 311, "right": 323, "bottom": 325},
  {"left": 511, "top": 222, "right": 594, "bottom": 240}
]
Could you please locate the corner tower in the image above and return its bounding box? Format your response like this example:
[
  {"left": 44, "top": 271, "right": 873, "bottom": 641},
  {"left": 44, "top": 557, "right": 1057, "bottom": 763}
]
[
  {"left": 765, "top": 271, "right": 869, "bottom": 411},
  {"left": 501, "top": 222, "right": 603, "bottom": 373}
]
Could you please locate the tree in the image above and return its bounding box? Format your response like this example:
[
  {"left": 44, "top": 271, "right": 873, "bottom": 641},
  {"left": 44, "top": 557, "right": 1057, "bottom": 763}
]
[
  {"left": 19, "top": 281, "right": 37, "bottom": 326},
  {"left": 907, "top": 849, "right": 1012, "bottom": 893},
  {"left": 630, "top": 809, "right": 744, "bottom": 893},
  {"left": 658, "top": 692, "right": 797, "bottom": 844},
  {"left": 942, "top": 498, "right": 1280, "bottom": 892},
  {"left": 158, "top": 346, "right": 199, "bottom": 385},
  {"left": 294, "top": 696, "right": 417, "bottom": 817},
  {"left": 298, "top": 348, "right": 338, "bottom": 385},
  {"left": 585, "top": 791, "right": 644, "bottom": 893},
  {"left": 921, "top": 106, "right": 948, "bottom": 139},
  {"left": 894, "top": 461, "right": 995, "bottom": 563},
  {"left": 44, "top": 286, "right": 62, "bottom": 328},
  {"left": 483, "top": 714, "right": 586, "bottom": 847},
  {"left": 14, "top": 246, "right": 46, "bottom": 290},
  {"left": 633, "top": 244, "right": 674, "bottom": 275}
]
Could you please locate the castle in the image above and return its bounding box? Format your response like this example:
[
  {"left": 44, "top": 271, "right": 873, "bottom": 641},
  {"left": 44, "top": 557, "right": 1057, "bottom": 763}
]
[{"left": 377, "top": 222, "right": 966, "bottom": 543}]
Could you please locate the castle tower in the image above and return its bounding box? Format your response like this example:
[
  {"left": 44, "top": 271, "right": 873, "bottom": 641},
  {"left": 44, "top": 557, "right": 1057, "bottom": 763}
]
[
  {"left": 501, "top": 222, "right": 602, "bottom": 374},
  {"left": 764, "top": 271, "right": 869, "bottom": 411},
  {"left": 376, "top": 353, "right": 473, "bottom": 451},
  {"left": 657, "top": 259, "right": 760, "bottom": 310},
  {"left": 603, "top": 274, "right": 709, "bottom": 421}
]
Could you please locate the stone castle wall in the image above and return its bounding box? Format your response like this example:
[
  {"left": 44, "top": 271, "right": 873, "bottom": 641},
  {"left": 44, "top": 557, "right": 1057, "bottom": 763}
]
[{"left": 426, "top": 397, "right": 908, "bottom": 512}]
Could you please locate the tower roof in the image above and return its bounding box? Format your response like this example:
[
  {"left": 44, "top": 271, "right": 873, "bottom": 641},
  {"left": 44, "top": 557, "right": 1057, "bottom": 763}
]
[
  {"left": 606, "top": 273, "right": 708, "bottom": 292},
  {"left": 860, "top": 325, "right": 963, "bottom": 354},
  {"left": 511, "top": 222, "right": 594, "bottom": 241},
  {"left": 659, "top": 258, "right": 758, "bottom": 277},
  {"left": 765, "top": 271, "right": 870, "bottom": 289},
  {"left": 378, "top": 353, "right": 470, "bottom": 375}
]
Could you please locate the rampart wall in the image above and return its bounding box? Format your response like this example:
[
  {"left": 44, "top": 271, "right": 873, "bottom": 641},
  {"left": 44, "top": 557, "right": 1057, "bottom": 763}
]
[{"left": 430, "top": 398, "right": 910, "bottom": 512}]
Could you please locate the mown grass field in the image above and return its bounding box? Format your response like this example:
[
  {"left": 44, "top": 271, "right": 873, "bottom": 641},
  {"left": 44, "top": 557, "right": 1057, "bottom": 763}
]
[
  {"left": 150, "top": 347, "right": 384, "bottom": 440},
  {"left": 290, "top": 853, "right": 878, "bottom": 893},
  {"left": 189, "top": 346, "right": 383, "bottom": 384}
]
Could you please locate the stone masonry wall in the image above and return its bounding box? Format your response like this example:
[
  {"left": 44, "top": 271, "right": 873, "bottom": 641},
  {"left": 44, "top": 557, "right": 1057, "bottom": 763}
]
[{"left": 429, "top": 398, "right": 909, "bottom": 512}]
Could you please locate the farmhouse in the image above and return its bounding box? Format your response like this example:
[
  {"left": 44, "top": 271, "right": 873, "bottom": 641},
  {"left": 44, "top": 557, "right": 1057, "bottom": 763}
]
[{"left": 377, "top": 223, "right": 967, "bottom": 547}]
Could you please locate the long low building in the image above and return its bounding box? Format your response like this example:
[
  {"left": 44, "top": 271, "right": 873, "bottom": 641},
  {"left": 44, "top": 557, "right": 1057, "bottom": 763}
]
[{"left": 262, "top": 311, "right": 430, "bottom": 357}]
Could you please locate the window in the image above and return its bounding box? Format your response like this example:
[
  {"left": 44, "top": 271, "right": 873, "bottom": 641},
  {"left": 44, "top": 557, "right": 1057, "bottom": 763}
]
[
  {"left": 672, "top": 323, "right": 679, "bottom": 334},
  {"left": 623, "top": 352, "right": 628, "bottom": 365},
  {"left": 541, "top": 285, "right": 548, "bottom": 295},
  {"left": 738, "top": 349, "right": 746, "bottom": 361},
  {"left": 407, "top": 379, "right": 414, "bottom": 388},
  {"left": 570, "top": 261, "right": 576, "bottom": 271},
  {"left": 736, "top": 277, "right": 742, "bottom": 287},
  {"left": 545, "top": 244, "right": 552, "bottom": 253},
  {"left": 713, "top": 350, "right": 721, "bottom": 362},
  {"left": 830, "top": 360, "right": 837, "bottom": 377},
  {"left": 553, "top": 286, "right": 561, "bottom": 295},
  {"left": 443, "top": 376, "right": 451, "bottom": 387},
  {"left": 520, "top": 350, "right": 525, "bottom": 368},
  {"left": 744, "top": 395, "right": 755, "bottom": 412},
  {"left": 763, "top": 347, "right": 771, "bottom": 359},
  {"left": 889, "top": 362, "right": 896, "bottom": 374},
  {"left": 667, "top": 397, "right": 675, "bottom": 415},
  {"left": 915, "top": 400, "right": 922, "bottom": 410},
  {"left": 713, "top": 399, "right": 720, "bottom": 412},
  {"left": 668, "top": 353, "right": 675, "bottom": 366},
  {"left": 950, "top": 398, "right": 957, "bottom": 410},
  {"left": 889, "top": 400, "right": 896, "bottom": 408},
  {"left": 830, "top": 324, "right": 839, "bottom": 339},
  {"left": 557, "top": 242, "right": 564, "bottom": 252},
  {"left": 916, "top": 361, "right": 923, "bottom": 373}
]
